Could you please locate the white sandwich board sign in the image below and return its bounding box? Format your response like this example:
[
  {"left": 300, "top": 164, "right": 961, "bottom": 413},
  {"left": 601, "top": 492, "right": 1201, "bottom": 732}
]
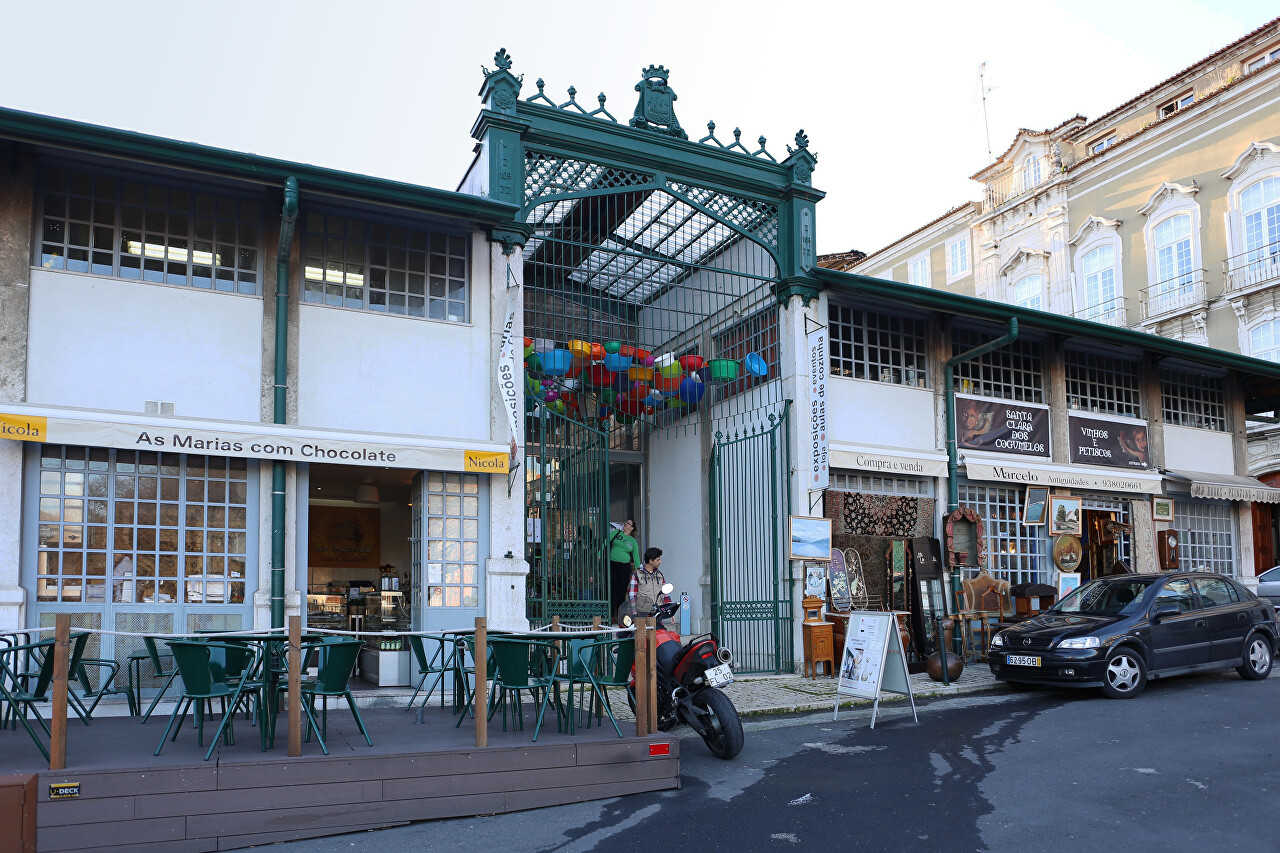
[{"left": 833, "top": 610, "right": 918, "bottom": 728}]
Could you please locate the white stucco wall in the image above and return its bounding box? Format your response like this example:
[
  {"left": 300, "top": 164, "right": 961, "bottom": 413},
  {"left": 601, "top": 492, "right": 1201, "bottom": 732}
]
[
  {"left": 647, "top": 423, "right": 706, "bottom": 632},
  {"left": 297, "top": 304, "right": 489, "bottom": 439},
  {"left": 827, "top": 376, "right": 939, "bottom": 450},
  {"left": 27, "top": 270, "right": 263, "bottom": 421},
  {"left": 1163, "top": 424, "right": 1235, "bottom": 473}
]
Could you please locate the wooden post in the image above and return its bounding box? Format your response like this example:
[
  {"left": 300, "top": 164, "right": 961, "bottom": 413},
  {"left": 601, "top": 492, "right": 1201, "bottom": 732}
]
[
  {"left": 474, "top": 617, "right": 487, "bottom": 748},
  {"left": 633, "top": 617, "right": 648, "bottom": 737},
  {"left": 49, "top": 614, "right": 70, "bottom": 770},
  {"left": 287, "top": 615, "right": 301, "bottom": 758},
  {"left": 551, "top": 614, "right": 560, "bottom": 632},
  {"left": 646, "top": 616, "right": 658, "bottom": 735},
  {"left": 592, "top": 616, "right": 601, "bottom": 630}
]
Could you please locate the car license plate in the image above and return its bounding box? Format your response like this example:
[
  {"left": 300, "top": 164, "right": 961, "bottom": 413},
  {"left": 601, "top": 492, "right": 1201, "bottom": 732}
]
[
  {"left": 1006, "top": 654, "right": 1041, "bottom": 667},
  {"left": 704, "top": 663, "right": 733, "bottom": 687}
]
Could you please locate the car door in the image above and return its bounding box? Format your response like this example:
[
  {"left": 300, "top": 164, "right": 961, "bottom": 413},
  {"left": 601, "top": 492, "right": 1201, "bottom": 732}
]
[
  {"left": 1192, "top": 576, "right": 1250, "bottom": 662},
  {"left": 1257, "top": 566, "right": 1280, "bottom": 606},
  {"left": 1147, "top": 578, "right": 1207, "bottom": 671}
]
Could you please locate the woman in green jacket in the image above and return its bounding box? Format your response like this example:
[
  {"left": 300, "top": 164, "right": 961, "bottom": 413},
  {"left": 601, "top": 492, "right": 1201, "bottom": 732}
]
[{"left": 608, "top": 519, "right": 640, "bottom": 616}]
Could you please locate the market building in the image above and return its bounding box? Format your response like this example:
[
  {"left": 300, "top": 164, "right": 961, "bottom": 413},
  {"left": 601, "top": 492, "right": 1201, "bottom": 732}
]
[
  {"left": 830, "top": 15, "right": 1280, "bottom": 582},
  {"left": 3, "top": 46, "right": 1280, "bottom": 685}
]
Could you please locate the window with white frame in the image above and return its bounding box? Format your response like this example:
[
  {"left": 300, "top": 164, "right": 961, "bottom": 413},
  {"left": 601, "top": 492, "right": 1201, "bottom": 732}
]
[
  {"left": 1090, "top": 134, "right": 1118, "bottom": 155},
  {"left": 1021, "top": 155, "right": 1043, "bottom": 192},
  {"left": 946, "top": 236, "right": 970, "bottom": 281},
  {"left": 1161, "top": 368, "right": 1226, "bottom": 431},
  {"left": 423, "top": 471, "right": 482, "bottom": 608},
  {"left": 831, "top": 470, "right": 933, "bottom": 496},
  {"left": 907, "top": 254, "right": 930, "bottom": 287},
  {"left": 1160, "top": 92, "right": 1194, "bottom": 117},
  {"left": 957, "top": 482, "right": 1047, "bottom": 586},
  {"left": 1079, "top": 245, "right": 1117, "bottom": 319},
  {"left": 1064, "top": 349, "right": 1142, "bottom": 417},
  {"left": 1246, "top": 46, "right": 1280, "bottom": 73},
  {"left": 302, "top": 212, "right": 470, "bottom": 321},
  {"left": 1250, "top": 320, "right": 1280, "bottom": 362},
  {"left": 828, "top": 303, "right": 928, "bottom": 386},
  {"left": 1241, "top": 176, "right": 1280, "bottom": 261},
  {"left": 1152, "top": 213, "right": 1195, "bottom": 293},
  {"left": 1174, "top": 500, "right": 1235, "bottom": 575},
  {"left": 38, "top": 166, "right": 261, "bottom": 293},
  {"left": 951, "top": 326, "right": 1044, "bottom": 403},
  {"left": 1012, "top": 274, "right": 1043, "bottom": 310}
]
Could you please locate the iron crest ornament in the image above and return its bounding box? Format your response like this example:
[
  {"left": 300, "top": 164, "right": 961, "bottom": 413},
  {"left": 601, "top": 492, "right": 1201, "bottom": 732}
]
[{"left": 630, "top": 65, "right": 688, "bottom": 139}]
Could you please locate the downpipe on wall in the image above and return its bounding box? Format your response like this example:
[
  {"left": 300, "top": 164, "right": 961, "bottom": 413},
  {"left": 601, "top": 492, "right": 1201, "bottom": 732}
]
[{"left": 271, "top": 178, "right": 299, "bottom": 630}]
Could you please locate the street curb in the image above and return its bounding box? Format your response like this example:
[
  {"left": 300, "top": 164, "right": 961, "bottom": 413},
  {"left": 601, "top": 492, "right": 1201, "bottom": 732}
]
[{"left": 734, "top": 679, "right": 1005, "bottom": 718}]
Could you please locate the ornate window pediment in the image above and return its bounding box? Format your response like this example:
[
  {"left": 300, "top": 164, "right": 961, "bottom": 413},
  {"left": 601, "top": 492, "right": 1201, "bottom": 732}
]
[
  {"left": 998, "top": 246, "right": 1049, "bottom": 281},
  {"left": 1138, "top": 181, "right": 1199, "bottom": 217},
  {"left": 1221, "top": 141, "right": 1280, "bottom": 182},
  {"left": 1069, "top": 216, "right": 1122, "bottom": 247}
]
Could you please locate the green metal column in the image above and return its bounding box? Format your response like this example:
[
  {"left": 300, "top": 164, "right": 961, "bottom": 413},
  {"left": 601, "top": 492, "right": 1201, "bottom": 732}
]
[{"left": 271, "top": 177, "right": 299, "bottom": 630}]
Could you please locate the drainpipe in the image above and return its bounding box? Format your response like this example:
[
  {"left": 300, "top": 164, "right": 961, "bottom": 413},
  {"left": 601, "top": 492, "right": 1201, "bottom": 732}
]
[
  {"left": 271, "top": 177, "right": 299, "bottom": 630},
  {"left": 938, "top": 317, "right": 1018, "bottom": 676}
]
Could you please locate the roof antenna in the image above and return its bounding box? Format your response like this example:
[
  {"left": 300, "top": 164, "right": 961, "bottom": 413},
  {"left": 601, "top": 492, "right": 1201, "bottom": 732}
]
[{"left": 979, "top": 61, "right": 994, "bottom": 163}]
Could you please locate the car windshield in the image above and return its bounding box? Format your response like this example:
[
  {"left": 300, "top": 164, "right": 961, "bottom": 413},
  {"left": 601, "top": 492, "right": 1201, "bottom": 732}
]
[{"left": 1049, "top": 578, "right": 1154, "bottom": 616}]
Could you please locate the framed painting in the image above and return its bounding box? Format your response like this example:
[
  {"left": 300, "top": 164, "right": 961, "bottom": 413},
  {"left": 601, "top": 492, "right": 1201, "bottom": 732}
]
[
  {"left": 1152, "top": 497, "right": 1175, "bottom": 522},
  {"left": 1022, "top": 486, "right": 1049, "bottom": 526},
  {"left": 1048, "top": 495, "right": 1082, "bottom": 536},
  {"left": 789, "top": 515, "right": 832, "bottom": 561}
]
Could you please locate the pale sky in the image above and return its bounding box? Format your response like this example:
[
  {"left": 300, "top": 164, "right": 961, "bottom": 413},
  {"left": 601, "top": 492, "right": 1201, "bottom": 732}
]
[{"left": 0, "top": 0, "right": 1274, "bottom": 254}]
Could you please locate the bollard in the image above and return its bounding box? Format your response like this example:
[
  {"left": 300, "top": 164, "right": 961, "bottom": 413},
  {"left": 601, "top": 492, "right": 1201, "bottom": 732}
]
[
  {"left": 646, "top": 616, "right": 658, "bottom": 735},
  {"left": 474, "top": 617, "right": 488, "bottom": 748},
  {"left": 288, "top": 616, "right": 302, "bottom": 757},
  {"left": 49, "top": 614, "right": 70, "bottom": 770},
  {"left": 633, "top": 617, "right": 649, "bottom": 737}
]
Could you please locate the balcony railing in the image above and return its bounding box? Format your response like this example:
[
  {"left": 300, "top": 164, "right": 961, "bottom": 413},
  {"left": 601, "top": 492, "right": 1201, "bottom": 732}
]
[
  {"left": 1073, "top": 296, "right": 1129, "bottom": 327},
  {"left": 983, "top": 156, "right": 1053, "bottom": 211},
  {"left": 1223, "top": 241, "right": 1280, "bottom": 296},
  {"left": 1139, "top": 271, "right": 1206, "bottom": 320}
]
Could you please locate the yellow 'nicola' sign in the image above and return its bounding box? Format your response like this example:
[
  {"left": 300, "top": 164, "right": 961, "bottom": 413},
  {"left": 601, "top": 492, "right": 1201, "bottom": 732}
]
[
  {"left": 464, "top": 450, "right": 509, "bottom": 474},
  {"left": 0, "top": 413, "right": 48, "bottom": 441}
]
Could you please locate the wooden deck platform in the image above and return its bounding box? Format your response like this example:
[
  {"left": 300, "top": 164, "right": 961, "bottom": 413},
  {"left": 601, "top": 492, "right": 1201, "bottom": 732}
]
[{"left": 0, "top": 702, "right": 679, "bottom": 853}]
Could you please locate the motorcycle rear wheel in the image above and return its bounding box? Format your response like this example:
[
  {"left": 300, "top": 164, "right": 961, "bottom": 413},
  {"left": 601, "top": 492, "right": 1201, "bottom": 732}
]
[{"left": 693, "top": 688, "right": 743, "bottom": 760}]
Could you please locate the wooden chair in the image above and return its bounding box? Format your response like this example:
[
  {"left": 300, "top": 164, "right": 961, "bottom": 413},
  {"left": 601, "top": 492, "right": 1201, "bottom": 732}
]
[{"left": 960, "top": 572, "right": 1012, "bottom": 658}]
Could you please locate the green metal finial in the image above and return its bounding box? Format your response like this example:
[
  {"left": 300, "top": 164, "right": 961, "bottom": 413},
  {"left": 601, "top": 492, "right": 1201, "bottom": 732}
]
[
  {"left": 494, "top": 48, "right": 513, "bottom": 71},
  {"left": 630, "top": 64, "right": 688, "bottom": 139}
]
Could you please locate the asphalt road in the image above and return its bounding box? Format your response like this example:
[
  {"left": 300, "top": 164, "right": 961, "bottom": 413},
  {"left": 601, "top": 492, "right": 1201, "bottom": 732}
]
[{"left": 254, "top": 670, "right": 1280, "bottom": 853}]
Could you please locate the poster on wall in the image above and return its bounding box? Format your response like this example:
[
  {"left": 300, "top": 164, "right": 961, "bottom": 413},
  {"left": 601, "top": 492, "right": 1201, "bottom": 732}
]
[
  {"left": 308, "top": 506, "right": 381, "bottom": 569},
  {"left": 1067, "top": 414, "right": 1150, "bottom": 469},
  {"left": 954, "top": 396, "right": 1049, "bottom": 456},
  {"left": 808, "top": 323, "right": 830, "bottom": 490}
]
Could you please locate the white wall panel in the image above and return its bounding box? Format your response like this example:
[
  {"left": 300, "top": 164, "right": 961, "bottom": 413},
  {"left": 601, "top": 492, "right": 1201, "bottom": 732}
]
[
  {"left": 27, "top": 270, "right": 262, "bottom": 420},
  {"left": 1163, "top": 424, "right": 1234, "bottom": 473},
  {"left": 827, "top": 377, "right": 938, "bottom": 450}
]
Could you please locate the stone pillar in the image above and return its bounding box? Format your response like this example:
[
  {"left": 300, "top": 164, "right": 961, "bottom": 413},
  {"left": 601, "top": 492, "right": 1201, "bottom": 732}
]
[{"left": 0, "top": 143, "right": 34, "bottom": 630}]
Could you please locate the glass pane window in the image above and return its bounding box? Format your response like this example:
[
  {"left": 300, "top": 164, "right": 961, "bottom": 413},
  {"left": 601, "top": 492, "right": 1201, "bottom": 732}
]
[
  {"left": 1081, "top": 245, "right": 1117, "bottom": 316},
  {"left": 831, "top": 470, "right": 932, "bottom": 496},
  {"left": 423, "top": 472, "right": 481, "bottom": 608},
  {"left": 1012, "top": 274, "right": 1042, "bottom": 310},
  {"left": 38, "top": 167, "right": 260, "bottom": 294},
  {"left": 1153, "top": 214, "right": 1194, "bottom": 292},
  {"left": 1250, "top": 320, "right": 1280, "bottom": 362},
  {"left": 1175, "top": 500, "right": 1235, "bottom": 575},
  {"left": 1241, "top": 176, "right": 1280, "bottom": 259},
  {"left": 828, "top": 303, "right": 928, "bottom": 387},
  {"left": 1021, "top": 155, "right": 1042, "bottom": 192},
  {"left": 907, "top": 255, "right": 929, "bottom": 286},
  {"left": 951, "top": 326, "right": 1044, "bottom": 403},
  {"left": 34, "top": 446, "right": 249, "bottom": 605},
  {"left": 957, "top": 483, "right": 1046, "bottom": 586},
  {"left": 1064, "top": 349, "right": 1141, "bottom": 418},
  {"left": 1161, "top": 368, "right": 1226, "bottom": 431},
  {"left": 712, "top": 307, "right": 778, "bottom": 401},
  {"left": 302, "top": 212, "right": 469, "bottom": 322},
  {"left": 947, "top": 238, "right": 969, "bottom": 278}
]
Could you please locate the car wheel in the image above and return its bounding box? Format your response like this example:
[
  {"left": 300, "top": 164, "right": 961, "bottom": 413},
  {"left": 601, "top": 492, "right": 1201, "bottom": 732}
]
[
  {"left": 1101, "top": 648, "right": 1147, "bottom": 699},
  {"left": 1236, "top": 634, "right": 1273, "bottom": 680}
]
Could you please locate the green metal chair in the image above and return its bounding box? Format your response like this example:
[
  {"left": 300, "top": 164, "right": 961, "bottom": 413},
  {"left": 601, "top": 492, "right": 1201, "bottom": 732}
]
[
  {"left": 485, "top": 637, "right": 561, "bottom": 742},
  {"left": 406, "top": 634, "right": 451, "bottom": 714},
  {"left": 156, "top": 640, "right": 265, "bottom": 761},
  {"left": 552, "top": 636, "right": 598, "bottom": 735},
  {"left": 294, "top": 638, "right": 371, "bottom": 756},
  {"left": 0, "top": 633, "right": 92, "bottom": 761},
  {"left": 72, "top": 654, "right": 134, "bottom": 718},
  {"left": 128, "top": 637, "right": 180, "bottom": 723},
  {"left": 570, "top": 636, "right": 635, "bottom": 738}
]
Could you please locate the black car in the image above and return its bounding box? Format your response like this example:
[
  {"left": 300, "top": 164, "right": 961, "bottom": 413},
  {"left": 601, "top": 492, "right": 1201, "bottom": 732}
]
[{"left": 988, "top": 571, "right": 1278, "bottom": 698}]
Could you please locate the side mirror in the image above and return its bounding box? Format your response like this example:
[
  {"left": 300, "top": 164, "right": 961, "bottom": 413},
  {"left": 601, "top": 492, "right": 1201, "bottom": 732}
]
[
  {"left": 661, "top": 582, "right": 674, "bottom": 595},
  {"left": 1152, "top": 604, "right": 1180, "bottom": 622},
  {"left": 620, "top": 613, "right": 633, "bottom": 628}
]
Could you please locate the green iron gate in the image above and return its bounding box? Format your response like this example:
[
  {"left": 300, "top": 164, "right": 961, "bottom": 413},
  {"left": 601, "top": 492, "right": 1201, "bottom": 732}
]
[
  {"left": 525, "top": 405, "right": 611, "bottom": 625},
  {"left": 709, "top": 403, "right": 792, "bottom": 673}
]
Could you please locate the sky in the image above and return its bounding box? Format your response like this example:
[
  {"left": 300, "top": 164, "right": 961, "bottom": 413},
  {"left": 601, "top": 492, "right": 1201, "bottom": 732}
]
[{"left": 0, "top": 0, "right": 1275, "bottom": 255}]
